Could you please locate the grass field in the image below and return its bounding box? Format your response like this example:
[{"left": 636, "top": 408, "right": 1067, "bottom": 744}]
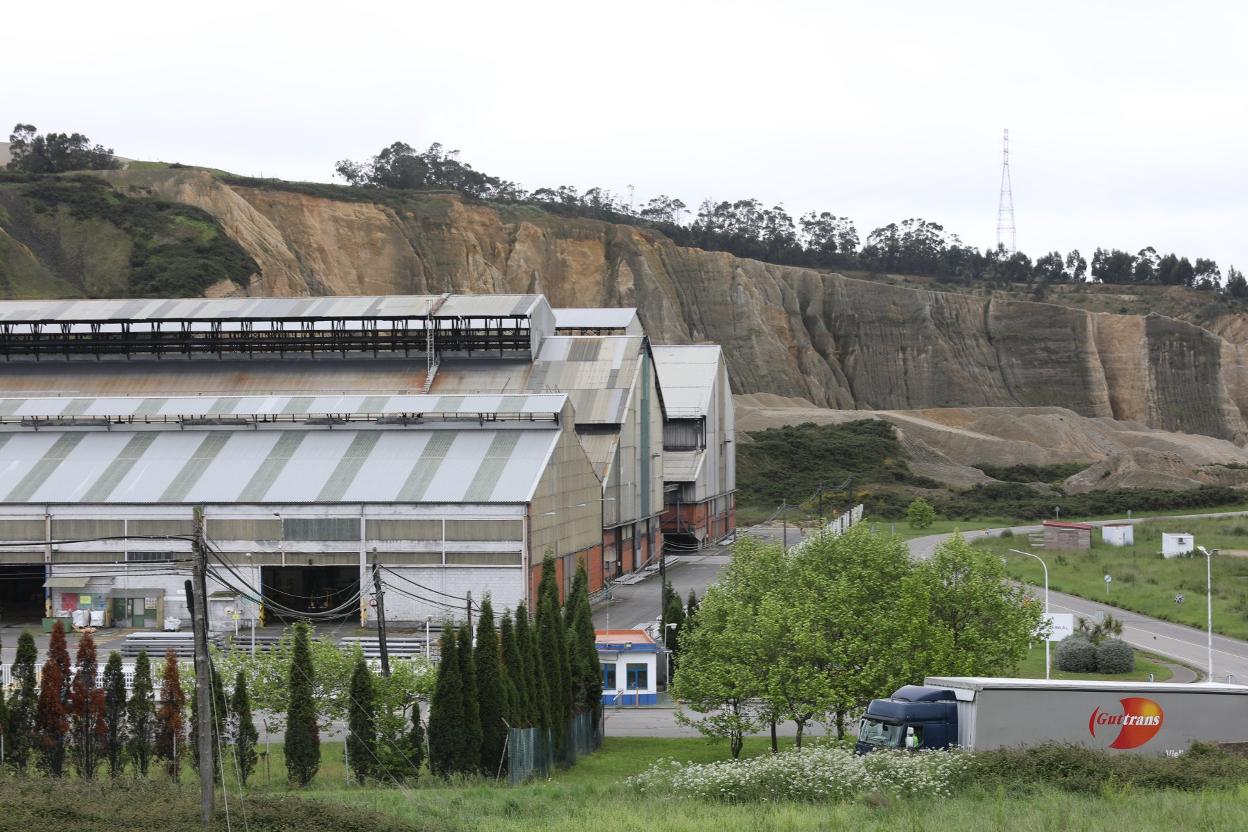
[
  {"left": 1012, "top": 643, "right": 1174, "bottom": 681},
  {"left": 9, "top": 736, "right": 1248, "bottom": 831},
  {"left": 976, "top": 518, "right": 1248, "bottom": 640}
]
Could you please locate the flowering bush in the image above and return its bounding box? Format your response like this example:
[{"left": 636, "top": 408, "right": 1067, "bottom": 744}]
[{"left": 627, "top": 745, "right": 968, "bottom": 803}]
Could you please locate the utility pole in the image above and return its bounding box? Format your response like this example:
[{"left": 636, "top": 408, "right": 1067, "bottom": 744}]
[
  {"left": 782, "top": 501, "right": 789, "bottom": 551},
  {"left": 191, "top": 505, "right": 214, "bottom": 826},
  {"left": 371, "top": 553, "right": 391, "bottom": 677}
]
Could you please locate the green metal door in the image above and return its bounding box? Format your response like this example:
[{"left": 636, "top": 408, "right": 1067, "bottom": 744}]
[
  {"left": 131, "top": 599, "right": 145, "bottom": 629},
  {"left": 112, "top": 598, "right": 126, "bottom": 626}
]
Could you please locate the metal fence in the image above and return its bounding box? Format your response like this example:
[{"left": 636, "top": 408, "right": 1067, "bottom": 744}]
[{"left": 507, "top": 710, "right": 602, "bottom": 784}]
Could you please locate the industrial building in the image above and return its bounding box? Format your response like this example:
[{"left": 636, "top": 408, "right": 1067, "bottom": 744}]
[
  {"left": 653, "top": 345, "right": 736, "bottom": 549},
  {"left": 0, "top": 293, "right": 733, "bottom": 628}
]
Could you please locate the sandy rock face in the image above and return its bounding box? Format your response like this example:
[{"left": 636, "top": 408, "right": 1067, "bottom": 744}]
[{"left": 106, "top": 170, "right": 1248, "bottom": 443}]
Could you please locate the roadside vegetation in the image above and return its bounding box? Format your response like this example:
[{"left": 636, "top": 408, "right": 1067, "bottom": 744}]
[{"left": 977, "top": 518, "right": 1248, "bottom": 641}]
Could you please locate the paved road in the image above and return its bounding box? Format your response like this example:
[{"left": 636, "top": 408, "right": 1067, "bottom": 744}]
[
  {"left": 593, "top": 550, "right": 732, "bottom": 634},
  {"left": 908, "top": 511, "right": 1248, "bottom": 684}
]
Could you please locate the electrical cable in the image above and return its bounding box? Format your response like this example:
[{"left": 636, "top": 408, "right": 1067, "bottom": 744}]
[{"left": 382, "top": 566, "right": 480, "bottom": 609}]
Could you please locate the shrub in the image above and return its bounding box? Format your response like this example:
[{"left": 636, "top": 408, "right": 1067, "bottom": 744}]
[
  {"left": 1096, "top": 639, "right": 1135, "bottom": 674},
  {"left": 1054, "top": 635, "right": 1097, "bottom": 673},
  {"left": 628, "top": 745, "right": 968, "bottom": 803},
  {"left": 907, "top": 498, "right": 936, "bottom": 529}
]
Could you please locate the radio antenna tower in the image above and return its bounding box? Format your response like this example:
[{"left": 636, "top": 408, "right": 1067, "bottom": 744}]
[{"left": 996, "top": 128, "right": 1016, "bottom": 254}]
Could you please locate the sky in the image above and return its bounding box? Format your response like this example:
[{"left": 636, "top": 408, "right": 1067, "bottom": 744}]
[{"left": 8, "top": 0, "right": 1247, "bottom": 269}]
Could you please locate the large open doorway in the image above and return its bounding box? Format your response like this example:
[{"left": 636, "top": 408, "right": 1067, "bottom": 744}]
[
  {"left": 0, "top": 564, "right": 46, "bottom": 624},
  {"left": 260, "top": 565, "right": 359, "bottom": 621}
]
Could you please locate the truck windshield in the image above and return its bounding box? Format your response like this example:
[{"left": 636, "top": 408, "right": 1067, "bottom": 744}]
[{"left": 858, "top": 718, "right": 904, "bottom": 748}]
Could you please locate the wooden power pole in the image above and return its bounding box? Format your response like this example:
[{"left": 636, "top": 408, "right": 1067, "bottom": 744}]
[{"left": 191, "top": 505, "right": 214, "bottom": 825}]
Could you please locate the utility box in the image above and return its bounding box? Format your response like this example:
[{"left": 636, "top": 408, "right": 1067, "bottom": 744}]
[
  {"left": 1162, "top": 533, "right": 1194, "bottom": 559},
  {"left": 1102, "top": 524, "right": 1134, "bottom": 547}
]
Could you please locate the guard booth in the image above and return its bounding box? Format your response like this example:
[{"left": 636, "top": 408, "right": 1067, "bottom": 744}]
[{"left": 108, "top": 588, "right": 164, "bottom": 629}]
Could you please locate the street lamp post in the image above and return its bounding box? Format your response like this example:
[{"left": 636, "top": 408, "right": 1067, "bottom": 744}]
[
  {"left": 1010, "top": 548, "right": 1051, "bottom": 680},
  {"left": 1198, "top": 546, "right": 1216, "bottom": 682}
]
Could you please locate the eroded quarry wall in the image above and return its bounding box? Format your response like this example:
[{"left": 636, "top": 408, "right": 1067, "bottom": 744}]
[{"left": 98, "top": 169, "right": 1248, "bottom": 443}]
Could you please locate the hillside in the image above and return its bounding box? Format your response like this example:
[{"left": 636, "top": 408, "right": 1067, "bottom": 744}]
[{"left": 4, "top": 166, "right": 1248, "bottom": 454}]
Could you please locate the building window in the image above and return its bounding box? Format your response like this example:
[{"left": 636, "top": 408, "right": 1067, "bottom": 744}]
[
  {"left": 126, "top": 551, "right": 179, "bottom": 563},
  {"left": 626, "top": 662, "right": 648, "bottom": 690},
  {"left": 603, "top": 663, "right": 617, "bottom": 690}
]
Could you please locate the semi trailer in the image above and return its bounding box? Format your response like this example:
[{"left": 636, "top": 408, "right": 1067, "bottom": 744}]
[{"left": 856, "top": 677, "right": 1248, "bottom": 756}]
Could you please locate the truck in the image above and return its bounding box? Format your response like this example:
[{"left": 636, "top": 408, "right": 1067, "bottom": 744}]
[{"left": 855, "top": 677, "right": 1248, "bottom": 756}]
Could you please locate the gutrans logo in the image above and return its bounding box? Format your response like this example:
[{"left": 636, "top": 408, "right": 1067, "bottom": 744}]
[{"left": 1088, "top": 697, "right": 1164, "bottom": 749}]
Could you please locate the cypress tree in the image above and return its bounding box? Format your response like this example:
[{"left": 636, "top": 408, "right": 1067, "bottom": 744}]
[
  {"left": 474, "top": 595, "right": 507, "bottom": 775},
  {"left": 685, "top": 588, "right": 700, "bottom": 621},
  {"left": 284, "top": 621, "right": 320, "bottom": 787},
  {"left": 102, "top": 651, "right": 128, "bottom": 777},
  {"left": 35, "top": 622, "right": 72, "bottom": 776},
  {"left": 230, "top": 671, "right": 259, "bottom": 786},
  {"left": 664, "top": 592, "right": 686, "bottom": 666},
  {"left": 7, "top": 630, "right": 38, "bottom": 771},
  {"left": 69, "top": 630, "right": 105, "bottom": 779},
  {"left": 516, "top": 606, "right": 545, "bottom": 729},
  {"left": 568, "top": 564, "right": 602, "bottom": 720},
  {"left": 426, "top": 626, "right": 463, "bottom": 778},
  {"left": 457, "top": 620, "right": 482, "bottom": 775},
  {"left": 127, "top": 651, "right": 156, "bottom": 777},
  {"left": 346, "top": 655, "right": 377, "bottom": 782},
  {"left": 499, "top": 610, "right": 525, "bottom": 725},
  {"left": 154, "top": 650, "right": 186, "bottom": 781},
  {"left": 536, "top": 556, "right": 570, "bottom": 755},
  {"left": 35, "top": 655, "right": 69, "bottom": 776}
]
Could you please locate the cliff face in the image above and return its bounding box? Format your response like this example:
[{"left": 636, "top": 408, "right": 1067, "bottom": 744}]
[{"left": 28, "top": 168, "right": 1245, "bottom": 444}]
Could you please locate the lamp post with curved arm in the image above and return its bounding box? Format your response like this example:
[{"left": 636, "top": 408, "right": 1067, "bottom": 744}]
[{"left": 1010, "top": 548, "right": 1051, "bottom": 680}]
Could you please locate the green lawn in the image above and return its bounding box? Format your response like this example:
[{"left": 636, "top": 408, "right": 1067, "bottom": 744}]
[
  {"left": 1011, "top": 643, "right": 1174, "bottom": 682},
  {"left": 976, "top": 518, "right": 1248, "bottom": 640},
  {"left": 298, "top": 737, "right": 1247, "bottom": 832}
]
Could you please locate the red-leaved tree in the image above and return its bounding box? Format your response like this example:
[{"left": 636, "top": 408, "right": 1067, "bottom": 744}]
[
  {"left": 35, "top": 626, "right": 70, "bottom": 776},
  {"left": 155, "top": 650, "right": 186, "bottom": 781},
  {"left": 69, "top": 631, "right": 107, "bottom": 779}
]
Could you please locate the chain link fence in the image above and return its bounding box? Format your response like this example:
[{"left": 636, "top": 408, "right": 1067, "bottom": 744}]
[{"left": 507, "top": 710, "right": 602, "bottom": 784}]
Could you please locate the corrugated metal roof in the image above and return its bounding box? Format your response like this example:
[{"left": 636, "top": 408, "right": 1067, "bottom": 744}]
[
  {"left": 0, "top": 393, "right": 568, "bottom": 420},
  {"left": 0, "top": 426, "right": 559, "bottom": 504},
  {"left": 574, "top": 429, "right": 621, "bottom": 480},
  {"left": 527, "top": 336, "right": 643, "bottom": 424},
  {"left": 0, "top": 294, "right": 546, "bottom": 323},
  {"left": 553, "top": 308, "right": 639, "bottom": 329},
  {"left": 662, "top": 450, "right": 704, "bottom": 483},
  {"left": 652, "top": 345, "right": 721, "bottom": 418}
]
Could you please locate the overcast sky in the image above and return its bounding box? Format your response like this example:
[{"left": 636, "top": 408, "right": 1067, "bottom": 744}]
[{"left": 8, "top": 0, "right": 1246, "bottom": 269}]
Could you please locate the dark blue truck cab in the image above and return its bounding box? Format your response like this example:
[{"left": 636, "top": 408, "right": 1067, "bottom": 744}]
[{"left": 855, "top": 685, "right": 959, "bottom": 754}]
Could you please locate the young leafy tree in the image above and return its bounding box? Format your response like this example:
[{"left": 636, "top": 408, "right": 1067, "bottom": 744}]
[
  {"left": 284, "top": 621, "right": 320, "bottom": 787},
  {"left": 456, "top": 619, "right": 483, "bottom": 774},
  {"left": 155, "top": 650, "right": 186, "bottom": 781},
  {"left": 102, "top": 651, "right": 128, "bottom": 777},
  {"left": 920, "top": 534, "right": 1045, "bottom": 675},
  {"left": 426, "top": 626, "right": 463, "bottom": 778},
  {"left": 906, "top": 498, "right": 936, "bottom": 529},
  {"left": 346, "top": 655, "right": 377, "bottom": 782},
  {"left": 474, "top": 595, "right": 507, "bottom": 775},
  {"left": 127, "top": 650, "right": 156, "bottom": 777},
  {"left": 230, "top": 670, "right": 259, "bottom": 786},
  {"left": 498, "top": 610, "right": 524, "bottom": 725},
  {"left": 6, "top": 630, "right": 38, "bottom": 770}
]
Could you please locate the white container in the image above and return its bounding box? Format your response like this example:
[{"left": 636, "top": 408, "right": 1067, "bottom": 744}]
[
  {"left": 72, "top": 609, "right": 88, "bottom": 628},
  {"left": 1102, "top": 524, "right": 1134, "bottom": 546},
  {"left": 89, "top": 610, "right": 105, "bottom": 627},
  {"left": 1162, "top": 533, "right": 1194, "bottom": 559},
  {"left": 163, "top": 617, "right": 181, "bottom": 632}
]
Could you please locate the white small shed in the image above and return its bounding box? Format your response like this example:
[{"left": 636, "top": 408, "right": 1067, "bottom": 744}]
[
  {"left": 1102, "top": 524, "right": 1134, "bottom": 546},
  {"left": 1162, "top": 533, "right": 1194, "bottom": 559}
]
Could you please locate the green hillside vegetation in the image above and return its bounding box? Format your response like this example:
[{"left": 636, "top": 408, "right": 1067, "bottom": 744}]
[
  {"left": 736, "top": 420, "right": 1244, "bottom": 526},
  {"left": 0, "top": 171, "right": 256, "bottom": 298}
]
